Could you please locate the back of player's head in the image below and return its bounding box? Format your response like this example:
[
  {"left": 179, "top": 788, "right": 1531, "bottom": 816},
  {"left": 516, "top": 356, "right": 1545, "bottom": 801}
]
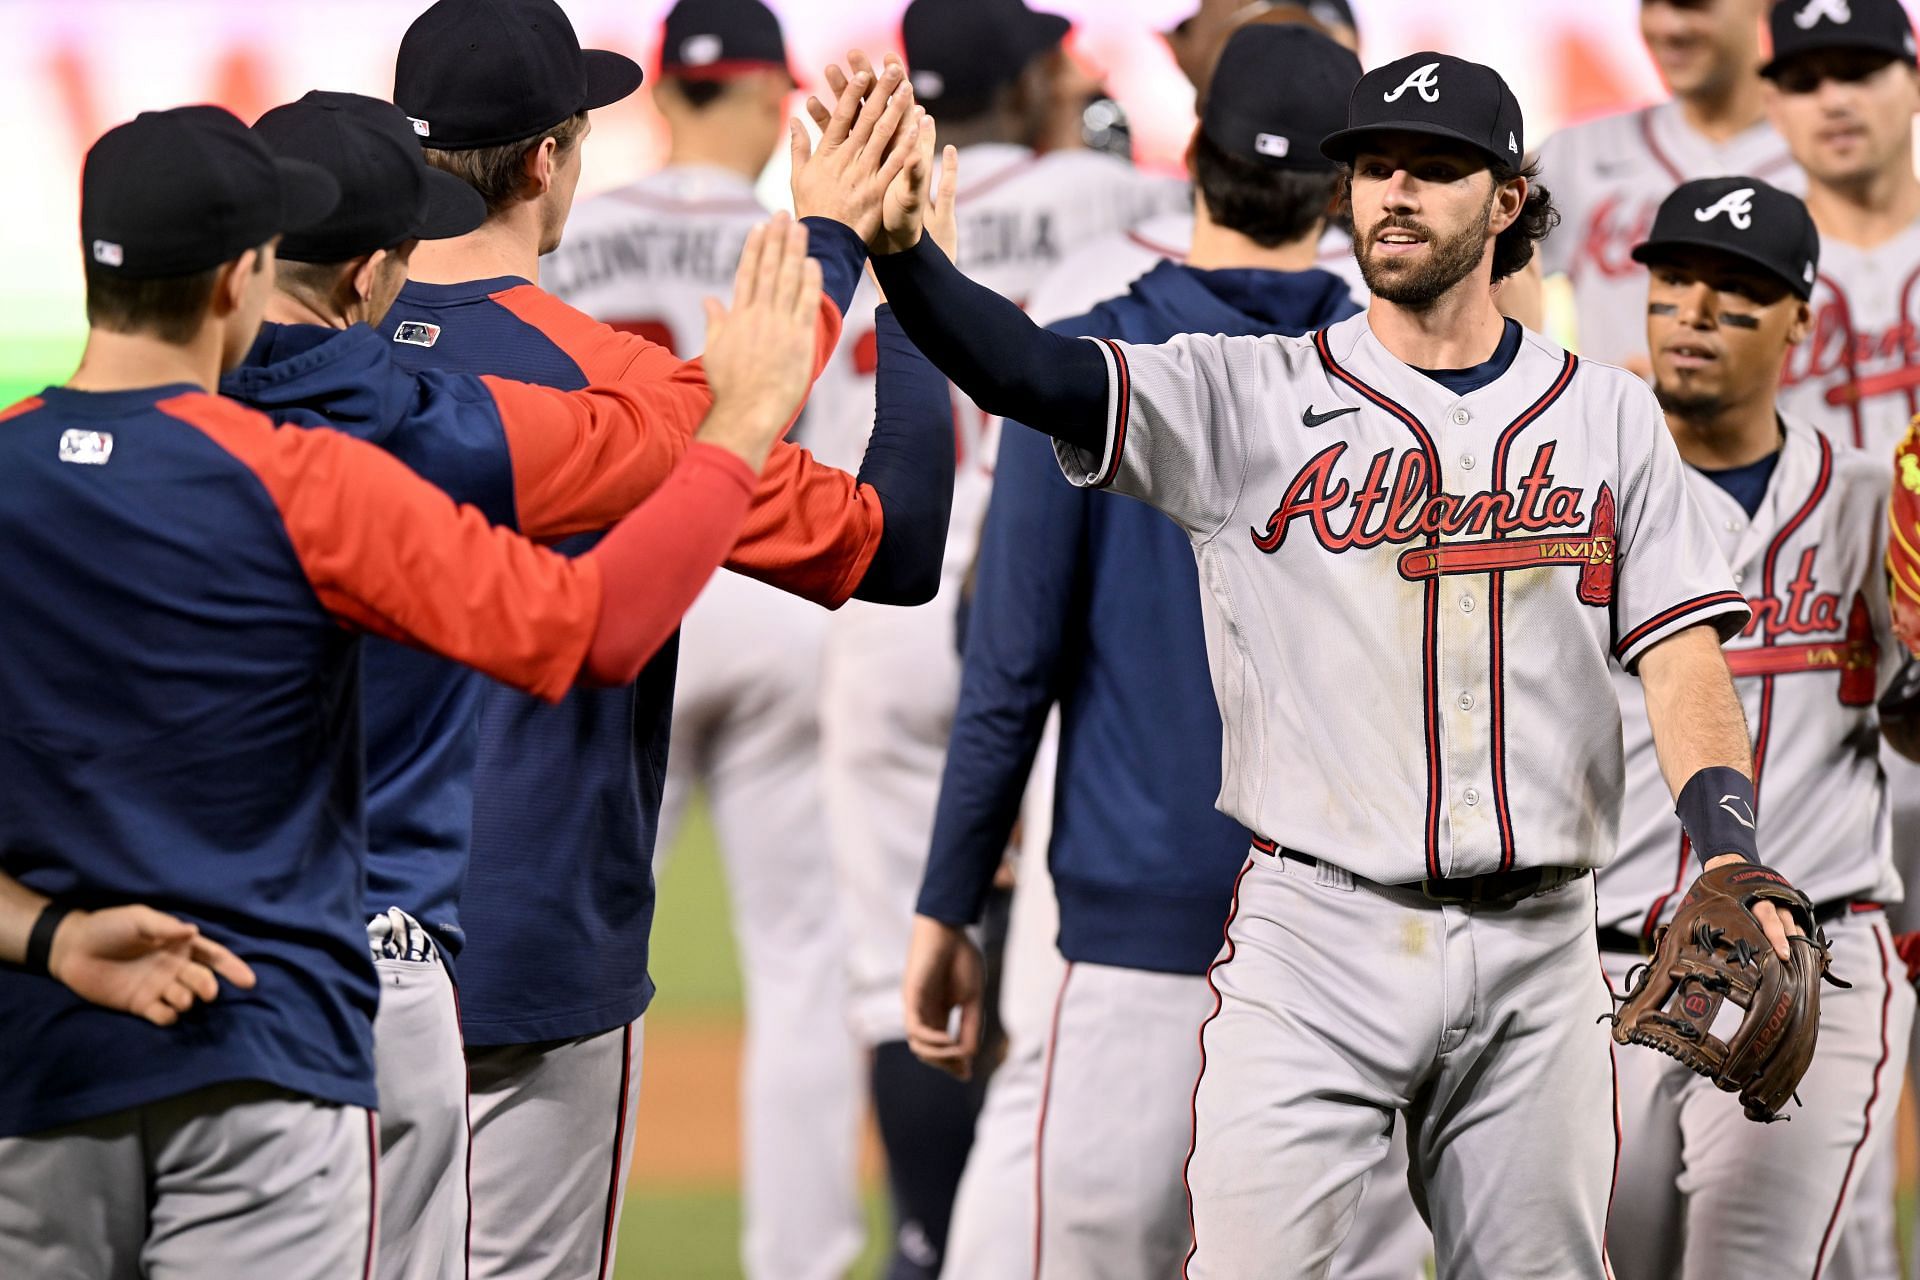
[
  {"left": 82, "top": 105, "right": 339, "bottom": 342},
  {"left": 901, "top": 0, "right": 1070, "bottom": 124},
  {"left": 1193, "top": 25, "right": 1358, "bottom": 247},
  {"left": 657, "top": 0, "right": 795, "bottom": 109}
]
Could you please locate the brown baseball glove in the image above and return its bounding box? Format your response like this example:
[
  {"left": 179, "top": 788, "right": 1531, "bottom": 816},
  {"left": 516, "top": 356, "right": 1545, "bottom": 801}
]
[
  {"left": 1609, "top": 862, "right": 1840, "bottom": 1123},
  {"left": 1892, "top": 415, "right": 1920, "bottom": 654}
]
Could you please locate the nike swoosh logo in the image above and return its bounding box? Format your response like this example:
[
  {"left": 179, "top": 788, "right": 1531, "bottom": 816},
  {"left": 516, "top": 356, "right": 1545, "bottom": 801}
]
[{"left": 1302, "top": 404, "right": 1360, "bottom": 428}]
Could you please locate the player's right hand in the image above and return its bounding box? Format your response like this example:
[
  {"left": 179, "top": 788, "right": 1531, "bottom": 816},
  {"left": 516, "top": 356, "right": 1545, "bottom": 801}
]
[
  {"left": 789, "top": 53, "right": 919, "bottom": 247},
  {"left": 902, "top": 914, "right": 985, "bottom": 1081},
  {"left": 696, "top": 214, "right": 822, "bottom": 470},
  {"left": 47, "top": 905, "right": 257, "bottom": 1028}
]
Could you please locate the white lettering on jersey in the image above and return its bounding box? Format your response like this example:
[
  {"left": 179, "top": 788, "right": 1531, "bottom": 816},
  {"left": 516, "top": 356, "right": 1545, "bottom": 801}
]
[
  {"left": 1383, "top": 63, "right": 1442, "bottom": 104},
  {"left": 57, "top": 429, "right": 113, "bottom": 466},
  {"left": 1794, "top": 0, "right": 1852, "bottom": 28},
  {"left": 1693, "top": 188, "right": 1756, "bottom": 230}
]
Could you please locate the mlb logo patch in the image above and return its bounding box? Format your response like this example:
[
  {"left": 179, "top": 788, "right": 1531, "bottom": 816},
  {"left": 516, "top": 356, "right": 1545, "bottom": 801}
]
[
  {"left": 408, "top": 117, "right": 431, "bottom": 137},
  {"left": 91, "top": 239, "right": 123, "bottom": 267},
  {"left": 393, "top": 320, "right": 442, "bottom": 348},
  {"left": 58, "top": 429, "right": 113, "bottom": 465},
  {"left": 1254, "top": 133, "right": 1290, "bottom": 159}
]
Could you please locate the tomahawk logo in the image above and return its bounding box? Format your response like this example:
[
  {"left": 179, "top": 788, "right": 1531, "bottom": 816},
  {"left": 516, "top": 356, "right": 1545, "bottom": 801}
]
[
  {"left": 1718, "top": 795, "right": 1757, "bottom": 830},
  {"left": 1693, "top": 188, "right": 1756, "bottom": 230},
  {"left": 1383, "top": 62, "right": 1442, "bottom": 104},
  {"left": 1794, "top": 0, "right": 1851, "bottom": 27}
]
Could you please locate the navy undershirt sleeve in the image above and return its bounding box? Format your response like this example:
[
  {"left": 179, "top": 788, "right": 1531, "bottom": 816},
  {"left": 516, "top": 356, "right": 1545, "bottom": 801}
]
[
  {"left": 801, "top": 217, "right": 868, "bottom": 319},
  {"left": 851, "top": 305, "right": 955, "bottom": 605},
  {"left": 869, "top": 235, "right": 1109, "bottom": 452}
]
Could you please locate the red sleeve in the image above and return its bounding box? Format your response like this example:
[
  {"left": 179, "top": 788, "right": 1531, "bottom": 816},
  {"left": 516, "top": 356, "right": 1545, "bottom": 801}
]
[
  {"left": 482, "top": 375, "right": 702, "bottom": 542},
  {"left": 163, "top": 393, "right": 601, "bottom": 703},
  {"left": 582, "top": 442, "right": 758, "bottom": 683},
  {"left": 725, "top": 443, "right": 885, "bottom": 607}
]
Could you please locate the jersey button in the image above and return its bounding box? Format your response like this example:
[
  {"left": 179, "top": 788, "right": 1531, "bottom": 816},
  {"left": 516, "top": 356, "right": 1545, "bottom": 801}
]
[
  {"left": 1724, "top": 519, "right": 1742, "bottom": 533},
  {"left": 1460, "top": 453, "right": 1476, "bottom": 470},
  {"left": 1459, "top": 594, "right": 1475, "bottom": 613},
  {"left": 1451, "top": 407, "right": 1471, "bottom": 426},
  {"left": 1458, "top": 692, "right": 1475, "bottom": 711},
  {"left": 1464, "top": 787, "right": 1481, "bottom": 806}
]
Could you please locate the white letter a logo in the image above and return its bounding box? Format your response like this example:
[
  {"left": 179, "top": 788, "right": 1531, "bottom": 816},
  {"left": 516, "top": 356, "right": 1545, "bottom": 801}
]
[
  {"left": 1693, "top": 188, "right": 1757, "bottom": 230},
  {"left": 1383, "top": 62, "right": 1442, "bottom": 105}
]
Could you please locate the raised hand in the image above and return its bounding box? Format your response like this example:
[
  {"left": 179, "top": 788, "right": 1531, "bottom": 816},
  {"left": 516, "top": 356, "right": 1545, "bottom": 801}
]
[
  {"left": 698, "top": 213, "right": 823, "bottom": 470},
  {"left": 881, "top": 110, "right": 959, "bottom": 259},
  {"left": 49, "top": 905, "right": 257, "bottom": 1028},
  {"left": 789, "top": 55, "right": 921, "bottom": 245}
]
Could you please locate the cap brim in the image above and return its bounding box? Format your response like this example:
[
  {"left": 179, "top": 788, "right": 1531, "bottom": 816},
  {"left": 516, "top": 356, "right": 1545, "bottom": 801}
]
[
  {"left": 414, "top": 167, "right": 488, "bottom": 241},
  {"left": 663, "top": 59, "right": 800, "bottom": 89},
  {"left": 274, "top": 157, "right": 342, "bottom": 232},
  {"left": 1759, "top": 40, "right": 1914, "bottom": 79},
  {"left": 1320, "top": 121, "right": 1509, "bottom": 168},
  {"left": 583, "top": 48, "right": 647, "bottom": 110},
  {"left": 1629, "top": 237, "right": 1812, "bottom": 300}
]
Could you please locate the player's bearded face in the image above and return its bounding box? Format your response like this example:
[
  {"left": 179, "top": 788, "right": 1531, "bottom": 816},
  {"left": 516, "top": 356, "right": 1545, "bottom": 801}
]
[{"left": 1354, "top": 180, "right": 1497, "bottom": 310}]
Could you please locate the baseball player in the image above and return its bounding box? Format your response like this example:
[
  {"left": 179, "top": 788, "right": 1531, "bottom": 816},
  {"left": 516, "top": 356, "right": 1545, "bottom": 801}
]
[
  {"left": 0, "top": 102, "right": 821, "bottom": 1280},
  {"left": 542, "top": 3, "right": 866, "bottom": 1275},
  {"left": 849, "top": 48, "right": 1813, "bottom": 1277},
  {"left": 1761, "top": 3, "right": 1920, "bottom": 1267},
  {"left": 1536, "top": 0, "right": 1803, "bottom": 372},
  {"left": 387, "top": 6, "right": 950, "bottom": 1275},
  {"left": 909, "top": 28, "right": 1427, "bottom": 1280},
  {"left": 1600, "top": 175, "right": 1917, "bottom": 1280}
]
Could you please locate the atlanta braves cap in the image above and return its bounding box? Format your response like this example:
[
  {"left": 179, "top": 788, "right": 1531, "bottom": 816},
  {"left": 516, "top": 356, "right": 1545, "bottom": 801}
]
[
  {"left": 1319, "top": 51, "right": 1525, "bottom": 171},
  {"left": 659, "top": 0, "right": 794, "bottom": 84},
  {"left": 394, "top": 0, "right": 644, "bottom": 150},
  {"left": 254, "top": 92, "right": 486, "bottom": 263},
  {"left": 1202, "top": 25, "right": 1360, "bottom": 171},
  {"left": 1630, "top": 177, "right": 1821, "bottom": 301},
  {"left": 82, "top": 105, "right": 340, "bottom": 279},
  {"left": 902, "top": 0, "right": 1071, "bottom": 117},
  {"left": 1760, "top": 0, "right": 1918, "bottom": 79}
]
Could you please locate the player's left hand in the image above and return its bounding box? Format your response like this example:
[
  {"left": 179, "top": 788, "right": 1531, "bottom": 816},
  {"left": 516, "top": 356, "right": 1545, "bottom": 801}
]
[
  {"left": 47, "top": 905, "right": 257, "bottom": 1027},
  {"left": 789, "top": 54, "right": 919, "bottom": 245},
  {"left": 902, "top": 914, "right": 984, "bottom": 1080},
  {"left": 1702, "top": 853, "right": 1804, "bottom": 961}
]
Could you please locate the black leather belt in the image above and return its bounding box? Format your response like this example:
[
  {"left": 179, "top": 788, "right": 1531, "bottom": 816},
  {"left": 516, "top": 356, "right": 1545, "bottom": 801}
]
[
  {"left": 1251, "top": 838, "right": 1590, "bottom": 908},
  {"left": 1596, "top": 899, "right": 1881, "bottom": 956}
]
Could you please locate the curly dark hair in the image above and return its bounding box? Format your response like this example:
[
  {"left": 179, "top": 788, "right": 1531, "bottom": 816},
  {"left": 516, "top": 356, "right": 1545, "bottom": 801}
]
[{"left": 1489, "top": 157, "right": 1558, "bottom": 283}]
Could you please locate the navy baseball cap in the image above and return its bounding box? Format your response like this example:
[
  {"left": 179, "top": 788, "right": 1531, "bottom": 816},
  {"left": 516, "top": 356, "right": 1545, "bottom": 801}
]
[
  {"left": 660, "top": 0, "right": 795, "bottom": 84},
  {"left": 82, "top": 105, "right": 340, "bottom": 279},
  {"left": 394, "top": 0, "right": 644, "bottom": 149},
  {"left": 902, "top": 0, "right": 1071, "bottom": 116},
  {"left": 254, "top": 92, "right": 486, "bottom": 263},
  {"left": 1320, "top": 52, "right": 1526, "bottom": 171},
  {"left": 1761, "top": 0, "right": 1918, "bottom": 79},
  {"left": 1631, "top": 176, "right": 1821, "bottom": 300},
  {"left": 1202, "top": 25, "right": 1361, "bottom": 171}
]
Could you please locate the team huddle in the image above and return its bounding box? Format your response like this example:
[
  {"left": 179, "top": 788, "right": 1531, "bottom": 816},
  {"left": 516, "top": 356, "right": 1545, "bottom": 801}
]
[{"left": 6, "top": 0, "right": 1920, "bottom": 1277}]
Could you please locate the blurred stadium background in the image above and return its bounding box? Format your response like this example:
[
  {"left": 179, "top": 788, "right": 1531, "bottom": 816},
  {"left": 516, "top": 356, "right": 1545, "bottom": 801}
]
[{"left": 0, "top": 0, "right": 1910, "bottom": 1275}]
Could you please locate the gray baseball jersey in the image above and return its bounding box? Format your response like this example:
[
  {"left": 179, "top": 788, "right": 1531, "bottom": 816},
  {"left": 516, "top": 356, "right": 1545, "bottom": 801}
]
[
  {"left": 1538, "top": 101, "right": 1803, "bottom": 367},
  {"left": 1776, "top": 219, "right": 1920, "bottom": 458},
  {"left": 1602, "top": 417, "right": 1904, "bottom": 936},
  {"left": 1054, "top": 311, "right": 1750, "bottom": 884}
]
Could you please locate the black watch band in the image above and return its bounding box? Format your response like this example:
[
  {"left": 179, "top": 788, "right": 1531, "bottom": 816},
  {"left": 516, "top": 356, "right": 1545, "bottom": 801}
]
[{"left": 24, "top": 903, "right": 73, "bottom": 976}]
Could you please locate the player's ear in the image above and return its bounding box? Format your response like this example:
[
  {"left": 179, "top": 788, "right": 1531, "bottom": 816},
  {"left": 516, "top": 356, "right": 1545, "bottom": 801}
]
[
  {"left": 1491, "top": 173, "right": 1527, "bottom": 235},
  {"left": 525, "top": 136, "right": 558, "bottom": 198},
  {"left": 212, "top": 245, "right": 263, "bottom": 317},
  {"left": 1787, "top": 299, "right": 1812, "bottom": 348},
  {"left": 1183, "top": 125, "right": 1199, "bottom": 180},
  {"left": 351, "top": 250, "right": 388, "bottom": 308}
]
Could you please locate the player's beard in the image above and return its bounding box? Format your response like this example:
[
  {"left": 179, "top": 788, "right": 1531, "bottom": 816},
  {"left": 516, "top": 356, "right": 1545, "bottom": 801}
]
[
  {"left": 1652, "top": 379, "right": 1727, "bottom": 422},
  {"left": 1356, "top": 187, "right": 1495, "bottom": 309}
]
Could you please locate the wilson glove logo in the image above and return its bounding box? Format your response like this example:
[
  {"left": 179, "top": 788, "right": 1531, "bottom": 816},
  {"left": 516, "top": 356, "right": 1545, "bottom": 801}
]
[
  {"left": 1383, "top": 63, "right": 1442, "bottom": 104},
  {"left": 1694, "top": 188, "right": 1756, "bottom": 230}
]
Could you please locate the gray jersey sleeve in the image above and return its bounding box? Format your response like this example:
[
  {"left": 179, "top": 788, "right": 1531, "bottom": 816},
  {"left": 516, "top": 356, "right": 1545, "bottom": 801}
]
[
  {"left": 1610, "top": 378, "right": 1751, "bottom": 671},
  {"left": 1052, "top": 332, "right": 1265, "bottom": 539}
]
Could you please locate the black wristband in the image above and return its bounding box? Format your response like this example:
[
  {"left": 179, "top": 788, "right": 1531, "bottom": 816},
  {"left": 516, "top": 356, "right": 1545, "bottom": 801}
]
[
  {"left": 1675, "top": 766, "right": 1760, "bottom": 867},
  {"left": 23, "top": 903, "right": 73, "bottom": 977}
]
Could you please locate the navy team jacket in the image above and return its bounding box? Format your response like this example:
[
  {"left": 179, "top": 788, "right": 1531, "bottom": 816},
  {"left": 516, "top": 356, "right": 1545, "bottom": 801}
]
[{"left": 916, "top": 261, "right": 1360, "bottom": 974}]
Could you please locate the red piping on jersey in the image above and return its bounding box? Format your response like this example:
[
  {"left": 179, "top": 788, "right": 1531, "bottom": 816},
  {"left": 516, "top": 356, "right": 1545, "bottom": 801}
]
[
  {"left": 1313, "top": 329, "right": 1445, "bottom": 877},
  {"left": 1641, "top": 832, "right": 1693, "bottom": 947},
  {"left": 1125, "top": 228, "right": 1187, "bottom": 261},
  {"left": 1031, "top": 963, "right": 1074, "bottom": 1279},
  {"left": 1093, "top": 338, "right": 1132, "bottom": 488},
  {"left": 1613, "top": 590, "right": 1749, "bottom": 661},
  {"left": 0, "top": 396, "right": 43, "bottom": 424},
  {"left": 1182, "top": 857, "right": 1255, "bottom": 1279},
  {"left": 1600, "top": 958, "right": 1623, "bottom": 1279},
  {"left": 363, "top": 1109, "right": 380, "bottom": 1280},
  {"left": 1751, "top": 431, "right": 1834, "bottom": 790},
  {"left": 1811, "top": 921, "right": 1895, "bottom": 1278},
  {"left": 596, "top": 1025, "right": 635, "bottom": 1280},
  {"left": 1489, "top": 352, "right": 1580, "bottom": 870},
  {"left": 1636, "top": 106, "right": 1798, "bottom": 187},
  {"left": 1811, "top": 273, "right": 1867, "bottom": 450}
]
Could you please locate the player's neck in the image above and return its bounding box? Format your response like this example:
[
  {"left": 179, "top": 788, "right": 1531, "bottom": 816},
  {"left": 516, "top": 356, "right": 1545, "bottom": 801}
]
[
  {"left": 1666, "top": 401, "right": 1783, "bottom": 470},
  {"left": 665, "top": 133, "right": 769, "bottom": 184},
  {"left": 408, "top": 208, "right": 544, "bottom": 287},
  {"left": 1804, "top": 161, "right": 1920, "bottom": 250},
  {"left": 66, "top": 326, "right": 223, "bottom": 395},
  {"left": 1186, "top": 208, "right": 1321, "bottom": 273},
  {"left": 1676, "top": 70, "right": 1768, "bottom": 143},
  {"left": 1367, "top": 281, "right": 1509, "bottom": 373},
  {"left": 264, "top": 290, "right": 352, "bottom": 331}
]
